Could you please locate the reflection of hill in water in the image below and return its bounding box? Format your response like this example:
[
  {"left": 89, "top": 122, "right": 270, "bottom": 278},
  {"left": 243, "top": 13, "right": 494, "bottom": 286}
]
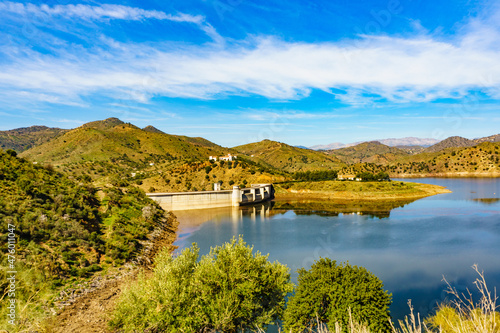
[
  {"left": 271, "top": 198, "right": 418, "bottom": 219},
  {"left": 471, "top": 198, "right": 500, "bottom": 205}
]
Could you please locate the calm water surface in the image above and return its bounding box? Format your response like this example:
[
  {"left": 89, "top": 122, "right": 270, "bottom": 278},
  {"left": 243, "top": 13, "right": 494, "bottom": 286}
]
[{"left": 173, "top": 178, "right": 500, "bottom": 321}]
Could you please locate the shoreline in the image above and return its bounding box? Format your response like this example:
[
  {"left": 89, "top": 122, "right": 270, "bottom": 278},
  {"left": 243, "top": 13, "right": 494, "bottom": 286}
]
[
  {"left": 274, "top": 181, "right": 452, "bottom": 201},
  {"left": 389, "top": 172, "right": 500, "bottom": 178}
]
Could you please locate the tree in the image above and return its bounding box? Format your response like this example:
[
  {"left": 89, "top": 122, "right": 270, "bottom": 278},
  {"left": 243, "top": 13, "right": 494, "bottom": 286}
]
[
  {"left": 6, "top": 149, "right": 17, "bottom": 157},
  {"left": 283, "top": 258, "right": 392, "bottom": 333},
  {"left": 110, "top": 236, "right": 293, "bottom": 332}
]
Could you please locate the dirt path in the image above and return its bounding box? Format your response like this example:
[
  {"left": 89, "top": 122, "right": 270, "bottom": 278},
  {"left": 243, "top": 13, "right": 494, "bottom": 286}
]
[{"left": 46, "top": 273, "right": 131, "bottom": 333}]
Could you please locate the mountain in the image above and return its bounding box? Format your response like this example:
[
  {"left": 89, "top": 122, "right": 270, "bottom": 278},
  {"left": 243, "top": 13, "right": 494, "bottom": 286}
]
[
  {"left": 377, "top": 137, "right": 439, "bottom": 147},
  {"left": 388, "top": 141, "right": 500, "bottom": 176},
  {"left": 20, "top": 118, "right": 227, "bottom": 166},
  {"left": 233, "top": 139, "right": 345, "bottom": 172},
  {"left": 81, "top": 117, "right": 125, "bottom": 130},
  {"left": 309, "top": 137, "right": 439, "bottom": 150},
  {"left": 309, "top": 142, "right": 354, "bottom": 150},
  {"left": 327, "top": 141, "right": 409, "bottom": 164},
  {"left": 338, "top": 141, "right": 500, "bottom": 177},
  {"left": 0, "top": 125, "right": 68, "bottom": 152},
  {"left": 474, "top": 133, "right": 500, "bottom": 144},
  {"left": 424, "top": 136, "right": 475, "bottom": 153},
  {"left": 143, "top": 125, "right": 165, "bottom": 134}
]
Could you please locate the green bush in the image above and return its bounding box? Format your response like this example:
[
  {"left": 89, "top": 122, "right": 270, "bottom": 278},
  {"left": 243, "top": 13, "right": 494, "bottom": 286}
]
[
  {"left": 283, "top": 258, "right": 392, "bottom": 333},
  {"left": 110, "top": 236, "right": 293, "bottom": 332}
]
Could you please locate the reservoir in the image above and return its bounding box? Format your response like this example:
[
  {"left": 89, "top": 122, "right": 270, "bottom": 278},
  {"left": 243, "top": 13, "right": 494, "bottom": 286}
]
[{"left": 173, "top": 178, "right": 500, "bottom": 321}]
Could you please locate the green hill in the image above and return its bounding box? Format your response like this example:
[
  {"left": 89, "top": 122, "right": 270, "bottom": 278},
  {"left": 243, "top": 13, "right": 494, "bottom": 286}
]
[
  {"left": 233, "top": 139, "right": 345, "bottom": 172},
  {"left": 0, "top": 149, "right": 176, "bottom": 329},
  {"left": 0, "top": 125, "right": 68, "bottom": 152},
  {"left": 388, "top": 141, "right": 500, "bottom": 176},
  {"left": 328, "top": 141, "right": 409, "bottom": 164},
  {"left": 20, "top": 118, "right": 227, "bottom": 166},
  {"left": 338, "top": 142, "right": 500, "bottom": 177}
]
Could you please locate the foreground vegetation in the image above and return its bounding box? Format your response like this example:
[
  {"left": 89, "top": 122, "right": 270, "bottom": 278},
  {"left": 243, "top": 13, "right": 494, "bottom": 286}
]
[
  {"left": 110, "top": 237, "right": 294, "bottom": 332},
  {"left": 0, "top": 149, "right": 175, "bottom": 331},
  {"left": 111, "top": 238, "right": 499, "bottom": 333}
]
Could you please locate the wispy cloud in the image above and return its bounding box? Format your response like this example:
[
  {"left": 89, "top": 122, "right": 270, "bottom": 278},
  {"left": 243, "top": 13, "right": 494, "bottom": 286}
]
[
  {"left": 0, "top": 2, "right": 203, "bottom": 23},
  {"left": 0, "top": 3, "right": 499, "bottom": 107}
]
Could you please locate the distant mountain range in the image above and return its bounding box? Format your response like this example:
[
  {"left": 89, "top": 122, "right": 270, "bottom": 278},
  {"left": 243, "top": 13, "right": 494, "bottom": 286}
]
[{"left": 309, "top": 137, "right": 440, "bottom": 150}]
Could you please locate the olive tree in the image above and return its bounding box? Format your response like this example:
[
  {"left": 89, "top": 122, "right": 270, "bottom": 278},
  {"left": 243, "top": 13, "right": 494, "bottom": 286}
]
[
  {"left": 110, "top": 236, "right": 293, "bottom": 332},
  {"left": 283, "top": 258, "right": 392, "bottom": 333}
]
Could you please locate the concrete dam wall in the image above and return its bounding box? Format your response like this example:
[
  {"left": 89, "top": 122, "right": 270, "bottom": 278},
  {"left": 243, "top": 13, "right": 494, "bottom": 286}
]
[{"left": 146, "top": 184, "right": 274, "bottom": 211}]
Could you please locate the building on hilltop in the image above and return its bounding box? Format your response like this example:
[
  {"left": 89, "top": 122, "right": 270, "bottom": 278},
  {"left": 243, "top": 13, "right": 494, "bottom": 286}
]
[{"left": 210, "top": 153, "right": 237, "bottom": 162}]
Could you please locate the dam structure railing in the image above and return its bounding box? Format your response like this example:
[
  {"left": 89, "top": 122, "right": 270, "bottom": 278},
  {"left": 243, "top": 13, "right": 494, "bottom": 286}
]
[{"left": 146, "top": 184, "right": 275, "bottom": 211}]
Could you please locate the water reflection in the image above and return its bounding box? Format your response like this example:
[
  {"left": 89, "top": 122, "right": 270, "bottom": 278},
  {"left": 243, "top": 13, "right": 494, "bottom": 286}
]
[
  {"left": 471, "top": 198, "right": 500, "bottom": 204},
  {"left": 173, "top": 178, "right": 500, "bottom": 322},
  {"left": 272, "top": 198, "right": 418, "bottom": 219}
]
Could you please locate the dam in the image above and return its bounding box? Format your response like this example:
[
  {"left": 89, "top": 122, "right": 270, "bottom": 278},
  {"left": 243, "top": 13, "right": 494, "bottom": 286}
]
[{"left": 146, "top": 184, "right": 274, "bottom": 211}]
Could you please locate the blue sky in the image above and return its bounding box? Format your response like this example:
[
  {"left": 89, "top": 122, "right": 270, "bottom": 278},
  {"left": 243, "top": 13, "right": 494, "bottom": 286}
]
[{"left": 0, "top": 0, "right": 499, "bottom": 147}]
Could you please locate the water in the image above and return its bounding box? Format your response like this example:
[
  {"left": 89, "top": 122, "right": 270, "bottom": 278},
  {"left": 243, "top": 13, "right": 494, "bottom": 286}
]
[{"left": 173, "top": 178, "right": 500, "bottom": 321}]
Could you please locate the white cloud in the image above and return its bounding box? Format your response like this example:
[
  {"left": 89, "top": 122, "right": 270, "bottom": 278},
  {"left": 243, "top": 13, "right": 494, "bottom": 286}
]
[
  {"left": 0, "top": 3, "right": 500, "bottom": 106},
  {"left": 0, "top": 2, "right": 203, "bottom": 23}
]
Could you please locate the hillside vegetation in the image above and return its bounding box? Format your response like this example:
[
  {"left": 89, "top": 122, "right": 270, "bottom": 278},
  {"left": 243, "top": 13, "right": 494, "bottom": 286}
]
[
  {"left": 275, "top": 180, "right": 450, "bottom": 200},
  {"left": 424, "top": 136, "right": 475, "bottom": 153},
  {"left": 234, "top": 139, "right": 345, "bottom": 172},
  {"left": 20, "top": 118, "right": 227, "bottom": 165},
  {"left": 337, "top": 142, "right": 500, "bottom": 177},
  {"left": 0, "top": 149, "right": 176, "bottom": 330},
  {"left": 328, "top": 141, "right": 409, "bottom": 164},
  {"left": 0, "top": 126, "right": 68, "bottom": 152}
]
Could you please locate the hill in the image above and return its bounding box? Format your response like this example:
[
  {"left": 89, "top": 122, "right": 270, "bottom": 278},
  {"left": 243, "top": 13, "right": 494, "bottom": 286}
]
[
  {"left": 17, "top": 119, "right": 291, "bottom": 192},
  {"left": 474, "top": 133, "right": 500, "bottom": 144},
  {"left": 389, "top": 141, "right": 500, "bottom": 177},
  {"left": 142, "top": 125, "right": 165, "bottom": 134},
  {"left": 338, "top": 142, "right": 500, "bottom": 177},
  {"left": 423, "top": 134, "right": 500, "bottom": 153},
  {"left": 327, "top": 141, "right": 409, "bottom": 164},
  {"left": 0, "top": 125, "right": 68, "bottom": 152},
  {"left": 424, "top": 136, "right": 475, "bottom": 153},
  {"left": 0, "top": 149, "right": 177, "bottom": 329},
  {"left": 233, "top": 139, "right": 345, "bottom": 172},
  {"left": 19, "top": 118, "right": 228, "bottom": 172}
]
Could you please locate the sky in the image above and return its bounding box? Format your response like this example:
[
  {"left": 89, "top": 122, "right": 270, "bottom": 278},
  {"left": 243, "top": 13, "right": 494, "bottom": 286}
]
[{"left": 0, "top": 0, "right": 499, "bottom": 147}]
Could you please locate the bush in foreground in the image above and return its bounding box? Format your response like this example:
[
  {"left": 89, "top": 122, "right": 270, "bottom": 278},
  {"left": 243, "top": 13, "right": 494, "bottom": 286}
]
[
  {"left": 110, "top": 236, "right": 293, "bottom": 332},
  {"left": 283, "top": 258, "right": 392, "bottom": 333}
]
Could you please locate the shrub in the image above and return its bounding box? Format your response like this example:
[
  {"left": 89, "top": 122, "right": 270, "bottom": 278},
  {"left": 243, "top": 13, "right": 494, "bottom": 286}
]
[
  {"left": 283, "top": 258, "right": 392, "bottom": 333},
  {"left": 110, "top": 237, "right": 293, "bottom": 332}
]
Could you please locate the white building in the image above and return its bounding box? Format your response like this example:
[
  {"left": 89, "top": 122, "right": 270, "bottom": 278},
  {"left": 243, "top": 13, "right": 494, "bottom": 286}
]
[
  {"left": 210, "top": 154, "right": 237, "bottom": 162},
  {"left": 219, "top": 153, "right": 236, "bottom": 162}
]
